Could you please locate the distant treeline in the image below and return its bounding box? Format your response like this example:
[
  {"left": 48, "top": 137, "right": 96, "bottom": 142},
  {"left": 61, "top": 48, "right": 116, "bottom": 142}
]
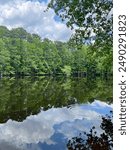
[{"left": 0, "top": 26, "right": 112, "bottom": 77}]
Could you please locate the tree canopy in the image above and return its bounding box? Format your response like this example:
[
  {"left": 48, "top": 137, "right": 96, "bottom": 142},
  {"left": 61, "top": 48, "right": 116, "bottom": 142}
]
[
  {"left": 48, "top": 0, "right": 113, "bottom": 46},
  {"left": 0, "top": 26, "right": 112, "bottom": 77}
]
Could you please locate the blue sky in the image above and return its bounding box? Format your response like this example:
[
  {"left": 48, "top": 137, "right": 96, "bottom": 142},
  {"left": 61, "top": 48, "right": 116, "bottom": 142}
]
[
  {"left": 0, "top": 0, "right": 73, "bottom": 41},
  {"left": 29, "top": 0, "right": 48, "bottom": 2},
  {"left": 36, "top": 0, "right": 48, "bottom": 3}
]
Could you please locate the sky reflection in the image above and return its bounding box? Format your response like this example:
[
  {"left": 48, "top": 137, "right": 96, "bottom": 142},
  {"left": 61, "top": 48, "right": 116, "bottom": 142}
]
[{"left": 0, "top": 100, "right": 112, "bottom": 150}]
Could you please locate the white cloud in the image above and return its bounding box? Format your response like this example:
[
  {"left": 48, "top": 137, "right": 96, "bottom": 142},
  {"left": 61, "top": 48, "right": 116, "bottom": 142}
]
[
  {"left": 91, "top": 100, "right": 113, "bottom": 108},
  {"left": 0, "top": 100, "right": 112, "bottom": 149},
  {"left": 0, "top": 0, "right": 73, "bottom": 41}
]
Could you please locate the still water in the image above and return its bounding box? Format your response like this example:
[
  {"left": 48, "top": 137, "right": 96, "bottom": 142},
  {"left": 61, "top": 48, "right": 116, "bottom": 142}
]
[{"left": 0, "top": 77, "right": 112, "bottom": 150}]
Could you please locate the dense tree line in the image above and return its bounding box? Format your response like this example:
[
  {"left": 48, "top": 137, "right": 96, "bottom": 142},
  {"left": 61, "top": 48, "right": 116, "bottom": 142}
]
[{"left": 0, "top": 26, "right": 112, "bottom": 77}]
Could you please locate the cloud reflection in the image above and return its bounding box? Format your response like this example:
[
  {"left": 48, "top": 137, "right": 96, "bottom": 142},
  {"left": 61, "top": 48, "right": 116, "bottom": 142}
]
[{"left": 0, "top": 100, "right": 112, "bottom": 150}]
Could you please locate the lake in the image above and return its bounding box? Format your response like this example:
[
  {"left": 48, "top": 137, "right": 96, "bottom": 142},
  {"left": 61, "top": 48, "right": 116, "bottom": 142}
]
[{"left": 0, "top": 77, "right": 113, "bottom": 150}]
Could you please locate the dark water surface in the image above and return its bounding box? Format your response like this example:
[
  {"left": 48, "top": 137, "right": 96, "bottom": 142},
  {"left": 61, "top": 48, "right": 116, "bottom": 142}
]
[{"left": 0, "top": 77, "right": 112, "bottom": 150}]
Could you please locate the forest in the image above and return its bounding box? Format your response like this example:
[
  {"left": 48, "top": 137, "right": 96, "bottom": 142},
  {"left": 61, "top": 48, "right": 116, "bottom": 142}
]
[{"left": 0, "top": 25, "right": 112, "bottom": 77}]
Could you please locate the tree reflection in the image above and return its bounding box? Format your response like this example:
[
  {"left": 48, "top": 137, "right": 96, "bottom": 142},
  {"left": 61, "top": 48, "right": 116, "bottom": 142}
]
[
  {"left": 67, "top": 111, "right": 113, "bottom": 150},
  {"left": 0, "top": 77, "right": 112, "bottom": 123}
]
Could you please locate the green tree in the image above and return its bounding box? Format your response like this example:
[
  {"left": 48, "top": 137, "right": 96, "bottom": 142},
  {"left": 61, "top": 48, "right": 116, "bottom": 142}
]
[
  {"left": 0, "top": 25, "right": 112, "bottom": 76},
  {"left": 48, "top": 0, "right": 113, "bottom": 46},
  {"left": 0, "top": 39, "right": 10, "bottom": 76},
  {"left": 10, "top": 27, "right": 28, "bottom": 39},
  {"left": 42, "top": 39, "right": 62, "bottom": 74},
  {"left": 0, "top": 26, "right": 10, "bottom": 38}
]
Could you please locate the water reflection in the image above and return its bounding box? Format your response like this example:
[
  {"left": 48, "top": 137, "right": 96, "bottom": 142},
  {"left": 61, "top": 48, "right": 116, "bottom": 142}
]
[
  {"left": 0, "top": 77, "right": 112, "bottom": 123},
  {"left": 0, "top": 77, "right": 113, "bottom": 150},
  {"left": 67, "top": 111, "right": 113, "bottom": 150},
  {"left": 0, "top": 100, "right": 112, "bottom": 150}
]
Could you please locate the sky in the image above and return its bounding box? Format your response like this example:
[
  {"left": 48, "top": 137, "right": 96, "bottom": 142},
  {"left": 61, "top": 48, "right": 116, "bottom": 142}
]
[{"left": 0, "top": 0, "right": 73, "bottom": 41}]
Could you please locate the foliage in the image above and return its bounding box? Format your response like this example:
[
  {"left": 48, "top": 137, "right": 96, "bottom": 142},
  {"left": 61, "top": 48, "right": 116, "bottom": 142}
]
[
  {"left": 48, "top": 0, "right": 113, "bottom": 46},
  {"left": 61, "top": 65, "right": 72, "bottom": 76},
  {"left": 0, "top": 26, "right": 112, "bottom": 76}
]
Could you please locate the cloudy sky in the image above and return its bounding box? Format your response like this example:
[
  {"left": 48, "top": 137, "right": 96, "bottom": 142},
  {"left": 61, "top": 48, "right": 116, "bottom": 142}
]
[{"left": 0, "top": 0, "right": 73, "bottom": 41}]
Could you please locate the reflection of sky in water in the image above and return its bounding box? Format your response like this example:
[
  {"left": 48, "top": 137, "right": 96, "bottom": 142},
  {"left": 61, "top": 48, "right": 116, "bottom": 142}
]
[{"left": 0, "top": 100, "right": 112, "bottom": 150}]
